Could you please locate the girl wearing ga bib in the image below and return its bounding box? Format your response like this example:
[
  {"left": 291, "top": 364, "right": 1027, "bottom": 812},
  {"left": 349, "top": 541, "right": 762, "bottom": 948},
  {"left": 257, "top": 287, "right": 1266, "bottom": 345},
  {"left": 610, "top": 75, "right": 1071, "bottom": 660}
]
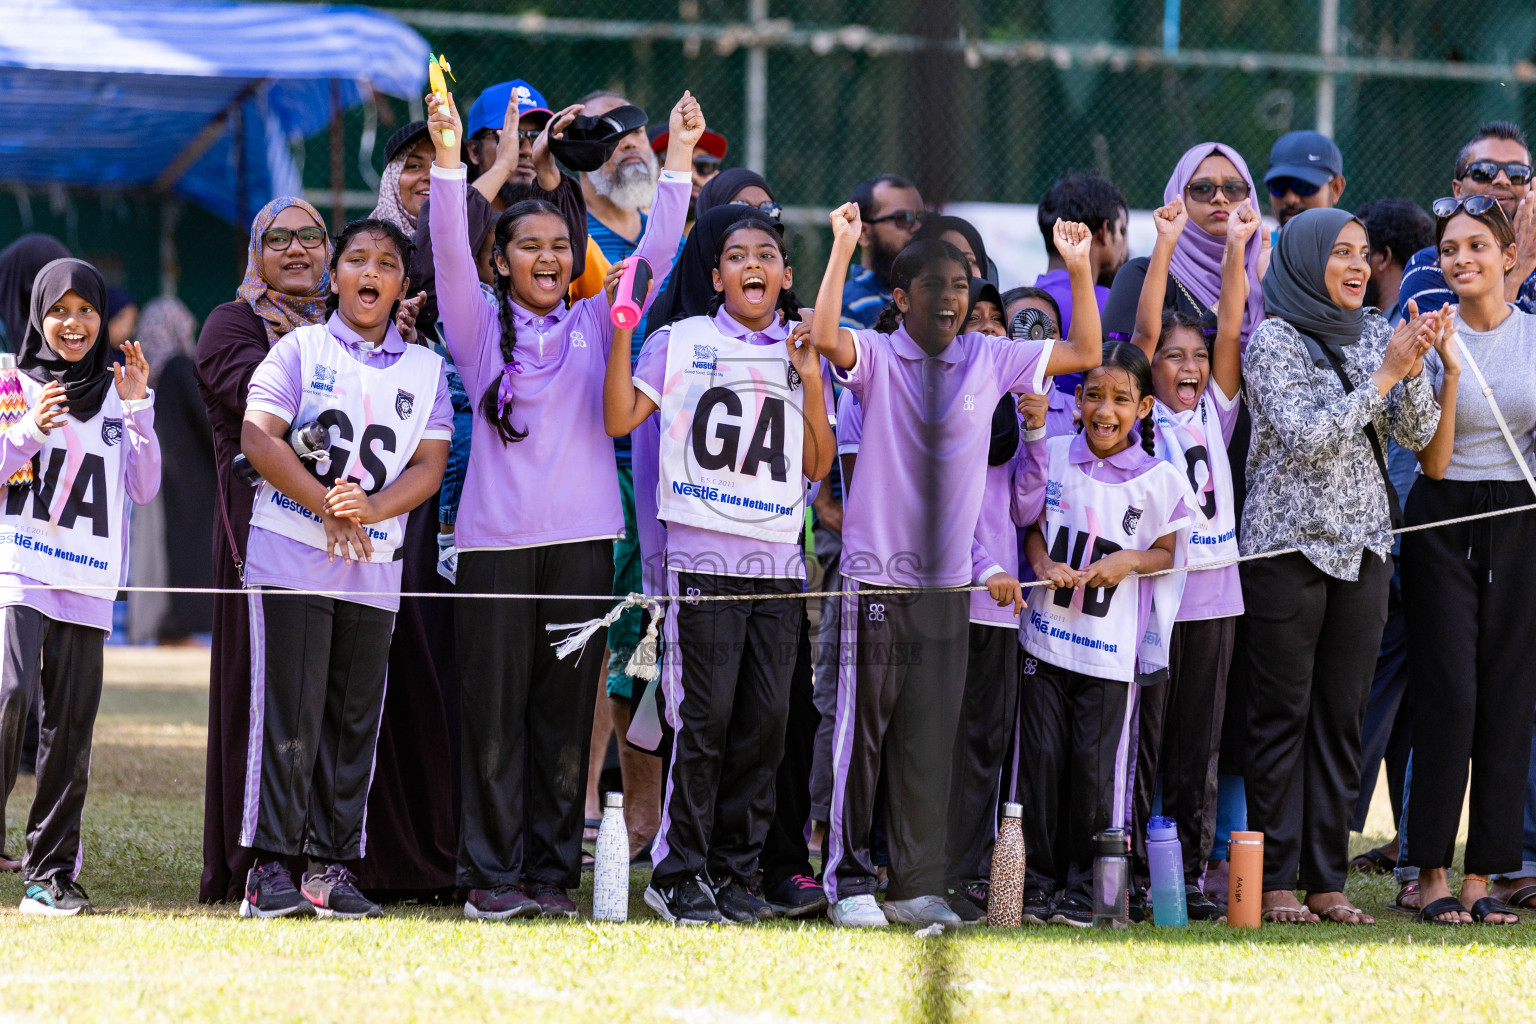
[
  {"left": 0, "top": 259, "right": 161, "bottom": 916},
  {"left": 428, "top": 87, "right": 700, "bottom": 921},
  {"left": 1014, "top": 343, "right": 1195, "bottom": 927},
  {"left": 1123, "top": 195, "right": 1257, "bottom": 918},
  {"left": 806, "top": 208, "right": 1104, "bottom": 930},
  {"left": 238, "top": 219, "right": 451, "bottom": 921},
  {"left": 605, "top": 213, "right": 835, "bottom": 924}
]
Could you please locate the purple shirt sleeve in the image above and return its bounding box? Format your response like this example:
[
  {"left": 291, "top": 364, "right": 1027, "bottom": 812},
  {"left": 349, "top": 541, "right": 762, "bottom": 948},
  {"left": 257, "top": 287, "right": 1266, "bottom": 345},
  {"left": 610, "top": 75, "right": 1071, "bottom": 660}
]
[
  {"left": 424, "top": 362, "right": 453, "bottom": 440},
  {"left": 836, "top": 387, "right": 863, "bottom": 452},
  {"left": 833, "top": 329, "right": 885, "bottom": 399},
  {"left": 429, "top": 166, "right": 499, "bottom": 398},
  {"left": 0, "top": 418, "right": 45, "bottom": 480},
  {"left": 123, "top": 399, "right": 162, "bottom": 505},
  {"left": 985, "top": 334, "right": 1053, "bottom": 395},
  {"left": 633, "top": 325, "right": 671, "bottom": 407},
  {"left": 1209, "top": 380, "right": 1241, "bottom": 444},
  {"left": 245, "top": 335, "right": 304, "bottom": 423},
  {"left": 970, "top": 534, "right": 1005, "bottom": 585},
  {"left": 1012, "top": 432, "right": 1050, "bottom": 528}
]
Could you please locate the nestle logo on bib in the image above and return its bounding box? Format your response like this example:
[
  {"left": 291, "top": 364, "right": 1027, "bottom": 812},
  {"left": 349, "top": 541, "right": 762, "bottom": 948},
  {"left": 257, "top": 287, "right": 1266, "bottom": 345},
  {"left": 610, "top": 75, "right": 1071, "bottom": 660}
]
[
  {"left": 100, "top": 419, "right": 122, "bottom": 447},
  {"left": 395, "top": 389, "right": 415, "bottom": 420},
  {"left": 312, "top": 364, "right": 337, "bottom": 393},
  {"left": 691, "top": 344, "right": 717, "bottom": 372}
]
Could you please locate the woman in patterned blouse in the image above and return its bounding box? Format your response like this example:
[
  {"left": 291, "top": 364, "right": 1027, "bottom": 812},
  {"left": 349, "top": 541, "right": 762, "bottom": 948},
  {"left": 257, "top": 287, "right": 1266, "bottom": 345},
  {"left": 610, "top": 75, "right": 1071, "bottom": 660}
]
[{"left": 1238, "top": 208, "right": 1445, "bottom": 925}]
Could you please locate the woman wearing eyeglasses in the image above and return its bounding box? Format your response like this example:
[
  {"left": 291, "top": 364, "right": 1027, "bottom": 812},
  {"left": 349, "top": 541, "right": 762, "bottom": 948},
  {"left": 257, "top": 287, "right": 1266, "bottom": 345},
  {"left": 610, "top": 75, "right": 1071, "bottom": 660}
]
[
  {"left": 1401, "top": 195, "right": 1536, "bottom": 925},
  {"left": 1103, "top": 144, "right": 1267, "bottom": 348},
  {"left": 695, "top": 167, "right": 782, "bottom": 225},
  {"left": 195, "top": 200, "right": 456, "bottom": 906},
  {"left": 1240, "top": 207, "right": 1445, "bottom": 924}
]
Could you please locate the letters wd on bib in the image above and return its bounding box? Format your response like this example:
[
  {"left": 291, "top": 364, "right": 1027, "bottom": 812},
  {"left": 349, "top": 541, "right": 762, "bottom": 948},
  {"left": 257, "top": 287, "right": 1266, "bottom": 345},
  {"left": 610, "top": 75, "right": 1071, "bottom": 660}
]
[{"left": 656, "top": 317, "right": 806, "bottom": 544}]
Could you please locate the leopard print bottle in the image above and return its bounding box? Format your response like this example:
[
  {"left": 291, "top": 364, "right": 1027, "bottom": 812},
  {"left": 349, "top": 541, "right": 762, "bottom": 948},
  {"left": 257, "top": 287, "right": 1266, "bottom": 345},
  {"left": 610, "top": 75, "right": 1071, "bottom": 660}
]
[{"left": 989, "top": 802, "right": 1025, "bottom": 926}]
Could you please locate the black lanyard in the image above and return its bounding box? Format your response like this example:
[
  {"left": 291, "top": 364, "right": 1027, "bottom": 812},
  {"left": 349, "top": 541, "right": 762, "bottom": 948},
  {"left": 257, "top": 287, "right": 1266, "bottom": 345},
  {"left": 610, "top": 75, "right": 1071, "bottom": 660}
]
[{"left": 1318, "top": 344, "right": 1404, "bottom": 529}]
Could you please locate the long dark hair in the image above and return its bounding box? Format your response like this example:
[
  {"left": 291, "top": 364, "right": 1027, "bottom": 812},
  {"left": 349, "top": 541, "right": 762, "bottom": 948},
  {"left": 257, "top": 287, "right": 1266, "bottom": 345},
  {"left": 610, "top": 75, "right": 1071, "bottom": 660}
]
[
  {"left": 324, "top": 218, "right": 414, "bottom": 322},
  {"left": 872, "top": 238, "right": 969, "bottom": 333},
  {"left": 483, "top": 198, "right": 566, "bottom": 444},
  {"left": 706, "top": 214, "right": 802, "bottom": 323},
  {"left": 1085, "top": 341, "right": 1156, "bottom": 457}
]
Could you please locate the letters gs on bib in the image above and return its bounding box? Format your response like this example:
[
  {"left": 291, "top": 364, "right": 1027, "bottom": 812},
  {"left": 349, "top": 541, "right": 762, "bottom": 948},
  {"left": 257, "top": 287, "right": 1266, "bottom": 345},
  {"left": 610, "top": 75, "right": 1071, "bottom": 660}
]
[{"left": 305, "top": 409, "right": 401, "bottom": 495}]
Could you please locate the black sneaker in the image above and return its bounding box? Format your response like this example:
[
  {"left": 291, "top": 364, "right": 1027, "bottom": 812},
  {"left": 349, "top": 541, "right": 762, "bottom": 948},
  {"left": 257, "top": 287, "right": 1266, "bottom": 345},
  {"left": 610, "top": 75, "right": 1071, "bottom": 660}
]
[
  {"left": 1186, "top": 884, "right": 1225, "bottom": 922},
  {"left": 524, "top": 880, "right": 579, "bottom": 919},
  {"left": 301, "top": 863, "right": 382, "bottom": 919},
  {"left": 464, "top": 883, "right": 540, "bottom": 921},
  {"left": 644, "top": 877, "right": 723, "bottom": 925},
  {"left": 711, "top": 878, "right": 771, "bottom": 924},
  {"left": 20, "top": 877, "right": 93, "bottom": 917},
  {"left": 240, "top": 862, "right": 311, "bottom": 919},
  {"left": 947, "top": 879, "right": 989, "bottom": 925},
  {"left": 762, "top": 873, "right": 828, "bottom": 919},
  {"left": 1049, "top": 893, "right": 1093, "bottom": 928},
  {"left": 1020, "top": 889, "right": 1053, "bottom": 925}
]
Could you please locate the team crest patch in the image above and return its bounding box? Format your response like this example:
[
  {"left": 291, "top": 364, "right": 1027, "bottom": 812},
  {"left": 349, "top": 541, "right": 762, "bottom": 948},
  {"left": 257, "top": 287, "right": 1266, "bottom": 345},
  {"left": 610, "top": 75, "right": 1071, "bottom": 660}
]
[
  {"left": 395, "top": 389, "right": 415, "bottom": 420},
  {"left": 100, "top": 418, "right": 122, "bottom": 447},
  {"left": 1122, "top": 505, "right": 1143, "bottom": 535},
  {"left": 786, "top": 362, "right": 802, "bottom": 391}
]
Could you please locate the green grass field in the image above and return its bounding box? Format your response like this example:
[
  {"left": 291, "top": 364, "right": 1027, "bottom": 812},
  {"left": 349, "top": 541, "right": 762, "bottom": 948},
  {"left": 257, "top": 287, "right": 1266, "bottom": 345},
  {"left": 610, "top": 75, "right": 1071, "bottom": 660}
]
[{"left": 4, "top": 647, "right": 1535, "bottom": 1023}]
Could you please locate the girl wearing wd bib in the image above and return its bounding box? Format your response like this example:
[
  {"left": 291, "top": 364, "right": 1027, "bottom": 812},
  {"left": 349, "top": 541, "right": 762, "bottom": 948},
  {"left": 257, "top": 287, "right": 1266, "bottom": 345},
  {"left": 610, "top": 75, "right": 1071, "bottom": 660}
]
[
  {"left": 605, "top": 214, "right": 835, "bottom": 924},
  {"left": 238, "top": 219, "right": 451, "bottom": 920},
  {"left": 1124, "top": 197, "right": 1258, "bottom": 920},
  {"left": 428, "top": 89, "right": 699, "bottom": 921},
  {"left": 0, "top": 259, "right": 160, "bottom": 916},
  {"left": 808, "top": 206, "right": 1103, "bottom": 929},
  {"left": 1015, "top": 343, "right": 1195, "bottom": 927}
]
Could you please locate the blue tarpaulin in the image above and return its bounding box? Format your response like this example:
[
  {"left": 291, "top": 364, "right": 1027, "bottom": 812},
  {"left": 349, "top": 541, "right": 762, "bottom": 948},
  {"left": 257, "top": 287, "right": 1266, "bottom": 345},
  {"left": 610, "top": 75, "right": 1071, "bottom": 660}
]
[{"left": 0, "top": 0, "right": 429, "bottom": 223}]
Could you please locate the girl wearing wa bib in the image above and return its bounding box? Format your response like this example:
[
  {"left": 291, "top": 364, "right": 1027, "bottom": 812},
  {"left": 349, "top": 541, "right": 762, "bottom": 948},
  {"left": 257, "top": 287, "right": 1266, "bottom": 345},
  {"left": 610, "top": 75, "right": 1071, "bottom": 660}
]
[
  {"left": 0, "top": 259, "right": 161, "bottom": 916},
  {"left": 605, "top": 214, "right": 835, "bottom": 924},
  {"left": 1014, "top": 343, "right": 1194, "bottom": 927},
  {"left": 238, "top": 219, "right": 450, "bottom": 921}
]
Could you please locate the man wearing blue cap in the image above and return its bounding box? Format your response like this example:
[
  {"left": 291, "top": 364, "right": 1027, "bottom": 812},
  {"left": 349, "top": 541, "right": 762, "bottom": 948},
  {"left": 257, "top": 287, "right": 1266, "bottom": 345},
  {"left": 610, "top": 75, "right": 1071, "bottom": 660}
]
[
  {"left": 464, "top": 79, "right": 554, "bottom": 200},
  {"left": 1264, "top": 129, "right": 1347, "bottom": 227}
]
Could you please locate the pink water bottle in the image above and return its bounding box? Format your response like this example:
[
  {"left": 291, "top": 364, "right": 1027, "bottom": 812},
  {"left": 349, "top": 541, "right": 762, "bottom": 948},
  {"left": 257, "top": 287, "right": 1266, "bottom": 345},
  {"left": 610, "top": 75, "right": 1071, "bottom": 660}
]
[{"left": 610, "top": 257, "right": 654, "bottom": 329}]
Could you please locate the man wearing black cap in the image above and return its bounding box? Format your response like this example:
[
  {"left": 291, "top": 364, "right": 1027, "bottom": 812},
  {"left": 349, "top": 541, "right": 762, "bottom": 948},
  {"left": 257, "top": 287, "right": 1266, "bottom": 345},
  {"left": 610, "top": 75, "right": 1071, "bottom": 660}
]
[{"left": 1264, "top": 129, "right": 1347, "bottom": 227}]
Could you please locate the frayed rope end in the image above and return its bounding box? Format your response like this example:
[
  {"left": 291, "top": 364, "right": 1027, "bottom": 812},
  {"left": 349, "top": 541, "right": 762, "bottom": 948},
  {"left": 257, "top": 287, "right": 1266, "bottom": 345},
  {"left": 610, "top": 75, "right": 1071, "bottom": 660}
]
[
  {"left": 624, "top": 601, "right": 664, "bottom": 682},
  {"left": 545, "top": 593, "right": 660, "bottom": 664}
]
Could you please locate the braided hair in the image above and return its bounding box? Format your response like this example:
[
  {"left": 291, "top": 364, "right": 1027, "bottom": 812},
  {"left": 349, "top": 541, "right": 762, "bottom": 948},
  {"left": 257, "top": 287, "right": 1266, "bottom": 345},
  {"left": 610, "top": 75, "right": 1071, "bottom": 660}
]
[
  {"left": 482, "top": 198, "right": 565, "bottom": 444},
  {"left": 324, "top": 217, "right": 415, "bottom": 324},
  {"left": 705, "top": 214, "right": 802, "bottom": 323},
  {"left": 871, "top": 238, "right": 970, "bottom": 334},
  {"left": 1088, "top": 341, "right": 1158, "bottom": 457}
]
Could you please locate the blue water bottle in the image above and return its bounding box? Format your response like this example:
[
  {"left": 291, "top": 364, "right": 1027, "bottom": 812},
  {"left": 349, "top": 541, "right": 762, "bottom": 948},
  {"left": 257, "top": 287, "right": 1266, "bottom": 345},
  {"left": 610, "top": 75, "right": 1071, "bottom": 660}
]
[{"left": 1146, "top": 816, "right": 1188, "bottom": 927}]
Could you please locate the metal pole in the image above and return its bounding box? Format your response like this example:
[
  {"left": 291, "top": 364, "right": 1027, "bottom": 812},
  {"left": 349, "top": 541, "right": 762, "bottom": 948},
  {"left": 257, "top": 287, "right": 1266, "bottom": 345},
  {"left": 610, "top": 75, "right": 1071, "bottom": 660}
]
[
  {"left": 745, "top": 0, "right": 767, "bottom": 174},
  {"left": 1317, "top": 0, "right": 1338, "bottom": 136},
  {"left": 330, "top": 79, "right": 346, "bottom": 231},
  {"left": 159, "top": 198, "right": 180, "bottom": 299},
  {"left": 1162, "top": 0, "right": 1180, "bottom": 52}
]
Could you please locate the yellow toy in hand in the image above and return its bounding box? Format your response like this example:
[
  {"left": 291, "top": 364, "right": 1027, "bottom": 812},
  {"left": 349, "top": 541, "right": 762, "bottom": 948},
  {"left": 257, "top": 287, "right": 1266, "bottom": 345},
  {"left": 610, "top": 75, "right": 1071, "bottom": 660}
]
[{"left": 429, "top": 54, "right": 456, "bottom": 148}]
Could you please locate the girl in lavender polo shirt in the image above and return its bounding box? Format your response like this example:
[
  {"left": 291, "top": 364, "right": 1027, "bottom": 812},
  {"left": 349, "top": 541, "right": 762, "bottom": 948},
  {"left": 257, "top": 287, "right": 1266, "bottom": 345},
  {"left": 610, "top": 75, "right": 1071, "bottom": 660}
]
[
  {"left": 807, "top": 205, "right": 1104, "bottom": 929},
  {"left": 605, "top": 212, "right": 835, "bottom": 924},
  {"left": 1125, "top": 196, "right": 1260, "bottom": 920},
  {"left": 427, "top": 88, "right": 700, "bottom": 921},
  {"left": 238, "top": 219, "right": 451, "bottom": 921}
]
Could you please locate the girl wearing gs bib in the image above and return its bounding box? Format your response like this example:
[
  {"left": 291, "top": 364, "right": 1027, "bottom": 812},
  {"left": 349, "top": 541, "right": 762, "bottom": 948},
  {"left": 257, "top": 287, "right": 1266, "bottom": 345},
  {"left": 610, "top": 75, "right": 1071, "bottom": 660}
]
[
  {"left": 606, "top": 212, "right": 834, "bottom": 924},
  {"left": 1123, "top": 195, "right": 1259, "bottom": 920},
  {"left": 428, "top": 88, "right": 700, "bottom": 921},
  {"left": 238, "top": 219, "right": 451, "bottom": 921},
  {"left": 0, "top": 259, "right": 161, "bottom": 916},
  {"left": 1014, "top": 343, "right": 1195, "bottom": 927},
  {"left": 807, "top": 206, "right": 1104, "bottom": 929}
]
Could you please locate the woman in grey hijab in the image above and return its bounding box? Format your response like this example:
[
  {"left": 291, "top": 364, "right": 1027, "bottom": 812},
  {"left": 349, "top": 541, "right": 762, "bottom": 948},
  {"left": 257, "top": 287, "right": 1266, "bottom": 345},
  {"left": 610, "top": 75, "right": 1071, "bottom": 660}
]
[{"left": 1237, "top": 207, "right": 1446, "bottom": 925}]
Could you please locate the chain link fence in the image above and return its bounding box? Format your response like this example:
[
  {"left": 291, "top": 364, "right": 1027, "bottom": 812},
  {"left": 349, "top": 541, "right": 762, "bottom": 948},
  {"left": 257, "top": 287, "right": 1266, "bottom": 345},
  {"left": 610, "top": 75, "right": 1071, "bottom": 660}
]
[{"left": 3, "top": 1, "right": 1534, "bottom": 322}]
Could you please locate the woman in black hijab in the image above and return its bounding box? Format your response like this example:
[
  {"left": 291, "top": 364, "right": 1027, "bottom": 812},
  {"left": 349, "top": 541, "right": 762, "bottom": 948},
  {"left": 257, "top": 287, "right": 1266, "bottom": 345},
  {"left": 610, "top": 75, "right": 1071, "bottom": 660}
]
[
  {"left": 0, "top": 234, "right": 70, "bottom": 354},
  {"left": 695, "top": 168, "right": 777, "bottom": 222},
  {"left": 1238, "top": 207, "right": 1444, "bottom": 925}
]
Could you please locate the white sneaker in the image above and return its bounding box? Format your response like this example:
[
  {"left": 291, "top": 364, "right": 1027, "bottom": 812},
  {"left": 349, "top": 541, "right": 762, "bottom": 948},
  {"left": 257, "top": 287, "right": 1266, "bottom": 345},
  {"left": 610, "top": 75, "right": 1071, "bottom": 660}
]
[
  {"left": 883, "top": 894, "right": 963, "bottom": 928},
  {"left": 828, "top": 894, "right": 887, "bottom": 927}
]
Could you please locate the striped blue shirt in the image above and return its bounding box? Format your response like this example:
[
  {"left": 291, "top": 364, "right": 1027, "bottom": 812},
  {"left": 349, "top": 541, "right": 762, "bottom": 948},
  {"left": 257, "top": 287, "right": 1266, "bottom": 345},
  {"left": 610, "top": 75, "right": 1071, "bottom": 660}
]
[{"left": 840, "top": 265, "right": 891, "bottom": 330}]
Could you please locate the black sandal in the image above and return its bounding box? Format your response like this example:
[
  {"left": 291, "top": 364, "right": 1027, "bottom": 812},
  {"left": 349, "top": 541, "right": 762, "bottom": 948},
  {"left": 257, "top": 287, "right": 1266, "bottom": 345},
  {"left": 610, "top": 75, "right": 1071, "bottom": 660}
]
[
  {"left": 1347, "top": 848, "right": 1396, "bottom": 874},
  {"left": 1469, "top": 896, "right": 1518, "bottom": 924},
  {"left": 1387, "top": 880, "right": 1419, "bottom": 915},
  {"left": 1503, "top": 883, "right": 1536, "bottom": 909},
  {"left": 1417, "top": 896, "right": 1470, "bottom": 925}
]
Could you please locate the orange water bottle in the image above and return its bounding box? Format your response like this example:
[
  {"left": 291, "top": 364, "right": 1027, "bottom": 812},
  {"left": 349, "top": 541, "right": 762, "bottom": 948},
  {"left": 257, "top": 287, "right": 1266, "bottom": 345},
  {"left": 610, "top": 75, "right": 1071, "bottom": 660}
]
[{"left": 1226, "top": 830, "right": 1263, "bottom": 929}]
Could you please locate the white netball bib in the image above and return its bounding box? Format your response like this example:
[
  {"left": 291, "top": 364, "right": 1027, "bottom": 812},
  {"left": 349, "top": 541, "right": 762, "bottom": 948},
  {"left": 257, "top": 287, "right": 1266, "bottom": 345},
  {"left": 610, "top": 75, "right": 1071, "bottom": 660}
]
[
  {"left": 1152, "top": 393, "right": 1238, "bottom": 568},
  {"left": 0, "top": 383, "right": 131, "bottom": 591},
  {"left": 1021, "top": 436, "right": 1192, "bottom": 683},
  {"left": 249, "top": 325, "right": 441, "bottom": 562},
  {"left": 656, "top": 316, "right": 806, "bottom": 544}
]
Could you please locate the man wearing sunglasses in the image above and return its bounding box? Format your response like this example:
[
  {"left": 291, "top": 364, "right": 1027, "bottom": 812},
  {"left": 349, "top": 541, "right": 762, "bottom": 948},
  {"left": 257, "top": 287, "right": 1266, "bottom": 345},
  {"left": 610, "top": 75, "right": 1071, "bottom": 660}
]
[
  {"left": 1264, "top": 129, "right": 1347, "bottom": 227},
  {"left": 1400, "top": 120, "right": 1536, "bottom": 320},
  {"left": 839, "top": 174, "right": 927, "bottom": 330}
]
